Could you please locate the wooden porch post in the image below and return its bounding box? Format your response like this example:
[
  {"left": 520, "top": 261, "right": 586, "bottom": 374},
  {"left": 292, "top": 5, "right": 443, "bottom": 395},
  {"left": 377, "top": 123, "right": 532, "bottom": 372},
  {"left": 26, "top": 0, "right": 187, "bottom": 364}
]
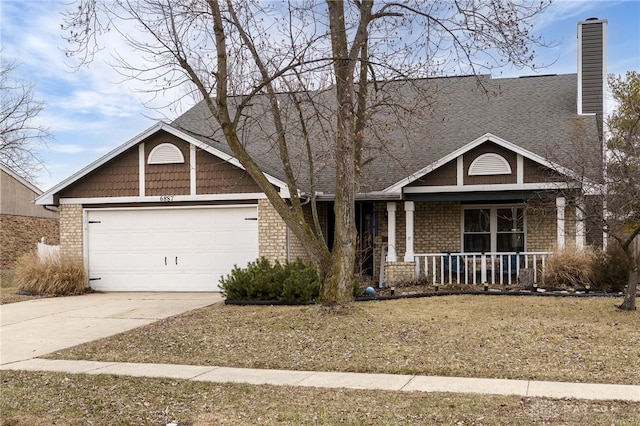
[
  {"left": 556, "top": 197, "right": 566, "bottom": 249},
  {"left": 387, "top": 202, "right": 397, "bottom": 262},
  {"left": 404, "top": 201, "right": 415, "bottom": 262},
  {"left": 576, "top": 197, "right": 585, "bottom": 249}
]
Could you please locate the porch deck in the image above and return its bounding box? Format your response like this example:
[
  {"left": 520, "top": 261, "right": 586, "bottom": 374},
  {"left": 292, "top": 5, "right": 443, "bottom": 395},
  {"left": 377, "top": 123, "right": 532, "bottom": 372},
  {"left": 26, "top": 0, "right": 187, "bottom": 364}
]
[{"left": 413, "top": 252, "right": 551, "bottom": 285}]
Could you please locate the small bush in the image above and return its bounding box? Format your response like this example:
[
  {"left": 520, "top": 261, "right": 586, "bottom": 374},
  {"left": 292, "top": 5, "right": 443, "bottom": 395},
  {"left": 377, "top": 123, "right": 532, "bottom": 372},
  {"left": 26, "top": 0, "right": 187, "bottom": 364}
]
[
  {"left": 15, "top": 250, "right": 87, "bottom": 296},
  {"left": 543, "top": 246, "right": 594, "bottom": 289},
  {"left": 590, "top": 245, "right": 630, "bottom": 292},
  {"left": 220, "top": 257, "right": 319, "bottom": 303}
]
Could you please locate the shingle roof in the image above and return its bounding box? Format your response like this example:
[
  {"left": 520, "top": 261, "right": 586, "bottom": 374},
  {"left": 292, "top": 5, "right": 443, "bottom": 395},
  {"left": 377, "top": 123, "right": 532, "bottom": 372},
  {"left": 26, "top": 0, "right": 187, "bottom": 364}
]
[{"left": 172, "top": 73, "right": 601, "bottom": 195}]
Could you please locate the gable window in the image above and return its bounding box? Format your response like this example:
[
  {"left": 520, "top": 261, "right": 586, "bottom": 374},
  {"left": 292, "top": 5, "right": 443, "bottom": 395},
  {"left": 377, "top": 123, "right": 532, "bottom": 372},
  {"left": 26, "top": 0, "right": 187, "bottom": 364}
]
[
  {"left": 468, "top": 153, "right": 511, "bottom": 175},
  {"left": 463, "top": 206, "right": 524, "bottom": 252},
  {"left": 148, "top": 143, "right": 185, "bottom": 164}
]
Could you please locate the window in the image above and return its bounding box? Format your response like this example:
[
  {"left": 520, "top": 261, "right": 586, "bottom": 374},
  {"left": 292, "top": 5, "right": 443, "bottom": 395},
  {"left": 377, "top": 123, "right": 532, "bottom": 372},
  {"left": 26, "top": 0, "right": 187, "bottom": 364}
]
[
  {"left": 464, "top": 209, "right": 490, "bottom": 252},
  {"left": 148, "top": 143, "right": 185, "bottom": 164},
  {"left": 463, "top": 206, "right": 524, "bottom": 252},
  {"left": 496, "top": 207, "right": 524, "bottom": 252},
  {"left": 468, "top": 153, "right": 511, "bottom": 175}
]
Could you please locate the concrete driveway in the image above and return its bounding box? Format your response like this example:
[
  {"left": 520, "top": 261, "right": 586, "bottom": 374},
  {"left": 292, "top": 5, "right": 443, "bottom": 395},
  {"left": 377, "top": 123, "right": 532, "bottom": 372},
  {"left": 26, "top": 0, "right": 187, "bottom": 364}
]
[{"left": 0, "top": 292, "right": 222, "bottom": 365}]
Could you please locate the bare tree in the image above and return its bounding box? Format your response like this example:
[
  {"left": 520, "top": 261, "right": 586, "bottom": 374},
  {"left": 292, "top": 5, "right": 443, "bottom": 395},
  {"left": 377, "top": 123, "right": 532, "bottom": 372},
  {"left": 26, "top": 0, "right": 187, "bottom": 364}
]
[
  {"left": 606, "top": 71, "right": 640, "bottom": 311},
  {"left": 0, "top": 51, "right": 50, "bottom": 182},
  {"left": 62, "top": 0, "right": 551, "bottom": 305}
]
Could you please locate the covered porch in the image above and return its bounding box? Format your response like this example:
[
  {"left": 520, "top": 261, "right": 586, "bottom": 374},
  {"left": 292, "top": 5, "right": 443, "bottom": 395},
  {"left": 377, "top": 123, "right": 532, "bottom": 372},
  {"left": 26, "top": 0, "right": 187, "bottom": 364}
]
[{"left": 379, "top": 194, "right": 591, "bottom": 286}]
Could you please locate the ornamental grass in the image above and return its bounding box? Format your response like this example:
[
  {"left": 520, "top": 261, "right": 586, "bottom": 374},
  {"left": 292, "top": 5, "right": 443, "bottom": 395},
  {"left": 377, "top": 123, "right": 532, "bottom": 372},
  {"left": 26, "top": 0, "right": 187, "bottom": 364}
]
[{"left": 15, "top": 250, "right": 87, "bottom": 296}]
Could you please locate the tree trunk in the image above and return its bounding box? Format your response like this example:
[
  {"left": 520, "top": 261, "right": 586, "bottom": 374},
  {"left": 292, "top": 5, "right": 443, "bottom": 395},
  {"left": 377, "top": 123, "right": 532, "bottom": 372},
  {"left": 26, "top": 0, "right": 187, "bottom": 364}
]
[
  {"left": 618, "top": 264, "right": 638, "bottom": 310},
  {"left": 316, "top": 0, "right": 358, "bottom": 305}
]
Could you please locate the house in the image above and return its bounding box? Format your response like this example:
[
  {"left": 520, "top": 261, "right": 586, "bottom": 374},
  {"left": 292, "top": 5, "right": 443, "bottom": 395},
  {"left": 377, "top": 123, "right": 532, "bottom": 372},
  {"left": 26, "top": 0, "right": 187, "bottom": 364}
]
[
  {"left": 36, "top": 19, "right": 607, "bottom": 292},
  {"left": 1, "top": 164, "right": 59, "bottom": 270}
]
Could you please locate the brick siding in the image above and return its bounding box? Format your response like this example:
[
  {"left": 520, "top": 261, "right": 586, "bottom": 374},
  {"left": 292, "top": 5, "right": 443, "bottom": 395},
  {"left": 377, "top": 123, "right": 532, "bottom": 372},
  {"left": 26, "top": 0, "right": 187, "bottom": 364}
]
[
  {"left": 385, "top": 261, "right": 416, "bottom": 285},
  {"left": 526, "top": 200, "right": 557, "bottom": 251},
  {"left": 257, "top": 199, "right": 323, "bottom": 263},
  {"left": 60, "top": 204, "right": 84, "bottom": 259},
  {"left": 414, "top": 202, "right": 462, "bottom": 253},
  {"left": 258, "top": 199, "right": 288, "bottom": 262},
  {"left": 0, "top": 214, "right": 59, "bottom": 268}
]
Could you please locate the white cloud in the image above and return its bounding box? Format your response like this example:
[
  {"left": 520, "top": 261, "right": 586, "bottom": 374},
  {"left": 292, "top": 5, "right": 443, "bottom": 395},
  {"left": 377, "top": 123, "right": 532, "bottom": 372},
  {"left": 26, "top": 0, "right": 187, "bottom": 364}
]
[{"left": 48, "top": 144, "right": 87, "bottom": 154}]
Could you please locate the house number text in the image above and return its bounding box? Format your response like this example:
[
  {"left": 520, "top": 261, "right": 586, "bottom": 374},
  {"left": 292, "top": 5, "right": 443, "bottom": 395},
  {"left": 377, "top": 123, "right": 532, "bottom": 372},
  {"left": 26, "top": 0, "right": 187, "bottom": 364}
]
[{"left": 159, "top": 195, "right": 174, "bottom": 202}]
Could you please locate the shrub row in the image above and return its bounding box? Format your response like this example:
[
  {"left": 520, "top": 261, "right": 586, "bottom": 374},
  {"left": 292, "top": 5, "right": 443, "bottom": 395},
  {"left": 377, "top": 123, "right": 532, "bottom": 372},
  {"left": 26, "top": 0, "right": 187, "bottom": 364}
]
[{"left": 220, "top": 257, "right": 319, "bottom": 303}]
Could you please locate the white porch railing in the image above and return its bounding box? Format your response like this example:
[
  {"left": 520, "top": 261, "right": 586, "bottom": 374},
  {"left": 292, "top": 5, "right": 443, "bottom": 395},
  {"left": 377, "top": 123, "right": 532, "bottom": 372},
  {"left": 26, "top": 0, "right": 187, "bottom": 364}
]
[{"left": 413, "top": 252, "right": 551, "bottom": 285}]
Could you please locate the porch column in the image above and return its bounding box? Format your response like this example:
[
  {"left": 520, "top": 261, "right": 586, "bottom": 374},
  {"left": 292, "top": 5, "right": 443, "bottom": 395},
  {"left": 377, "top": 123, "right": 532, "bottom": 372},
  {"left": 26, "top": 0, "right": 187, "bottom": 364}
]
[
  {"left": 576, "top": 197, "right": 585, "bottom": 249},
  {"left": 556, "top": 197, "right": 566, "bottom": 249},
  {"left": 387, "top": 202, "right": 397, "bottom": 262},
  {"left": 404, "top": 201, "right": 415, "bottom": 262}
]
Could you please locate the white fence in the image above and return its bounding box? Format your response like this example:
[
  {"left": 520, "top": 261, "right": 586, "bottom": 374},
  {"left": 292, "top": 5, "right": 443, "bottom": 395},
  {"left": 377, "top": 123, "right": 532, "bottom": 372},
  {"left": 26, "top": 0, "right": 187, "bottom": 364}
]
[
  {"left": 37, "top": 240, "right": 60, "bottom": 263},
  {"left": 413, "top": 252, "right": 551, "bottom": 285}
]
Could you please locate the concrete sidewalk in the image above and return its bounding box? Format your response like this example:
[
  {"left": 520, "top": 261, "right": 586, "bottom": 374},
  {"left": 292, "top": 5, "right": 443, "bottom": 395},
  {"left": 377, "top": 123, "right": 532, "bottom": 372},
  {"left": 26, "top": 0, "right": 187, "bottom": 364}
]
[{"left": 2, "top": 358, "right": 639, "bottom": 402}]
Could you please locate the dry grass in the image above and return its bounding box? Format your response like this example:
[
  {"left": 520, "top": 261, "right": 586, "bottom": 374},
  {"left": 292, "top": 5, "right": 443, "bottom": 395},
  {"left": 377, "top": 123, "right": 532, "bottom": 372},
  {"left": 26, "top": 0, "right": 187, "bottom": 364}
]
[
  {"left": 0, "top": 270, "right": 48, "bottom": 304},
  {"left": 48, "top": 295, "right": 640, "bottom": 385},
  {"left": 543, "top": 246, "right": 595, "bottom": 289},
  {"left": 1, "top": 370, "right": 639, "bottom": 425},
  {"left": 14, "top": 250, "right": 87, "bottom": 296},
  {"left": 0, "top": 286, "right": 45, "bottom": 305}
]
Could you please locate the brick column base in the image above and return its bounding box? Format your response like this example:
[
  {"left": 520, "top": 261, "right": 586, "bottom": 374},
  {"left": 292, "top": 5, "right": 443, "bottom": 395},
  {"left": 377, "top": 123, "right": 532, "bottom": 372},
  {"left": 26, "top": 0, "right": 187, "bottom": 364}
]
[{"left": 385, "top": 261, "right": 416, "bottom": 285}]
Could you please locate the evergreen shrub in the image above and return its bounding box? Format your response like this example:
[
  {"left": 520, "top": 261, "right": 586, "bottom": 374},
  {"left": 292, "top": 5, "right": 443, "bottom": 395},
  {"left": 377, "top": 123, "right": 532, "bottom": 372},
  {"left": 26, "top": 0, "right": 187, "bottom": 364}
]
[
  {"left": 220, "top": 257, "right": 319, "bottom": 303},
  {"left": 590, "top": 245, "right": 630, "bottom": 292}
]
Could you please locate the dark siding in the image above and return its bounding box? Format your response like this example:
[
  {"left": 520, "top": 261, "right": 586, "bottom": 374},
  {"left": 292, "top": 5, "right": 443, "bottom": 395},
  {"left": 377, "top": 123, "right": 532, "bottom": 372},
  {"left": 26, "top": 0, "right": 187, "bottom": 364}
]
[
  {"left": 60, "top": 147, "right": 139, "bottom": 198},
  {"left": 523, "top": 158, "right": 565, "bottom": 183},
  {"left": 580, "top": 20, "right": 605, "bottom": 140},
  {"left": 196, "top": 149, "right": 262, "bottom": 194},
  {"left": 409, "top": 160, "right": 457, "bottom": 187}
]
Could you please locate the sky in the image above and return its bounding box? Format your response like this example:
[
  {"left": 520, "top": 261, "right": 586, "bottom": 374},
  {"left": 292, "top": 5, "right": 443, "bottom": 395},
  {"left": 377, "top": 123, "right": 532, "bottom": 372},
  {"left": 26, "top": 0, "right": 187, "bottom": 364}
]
[{"left": 1, "top": 0, "right": 639, "bottom": 191}]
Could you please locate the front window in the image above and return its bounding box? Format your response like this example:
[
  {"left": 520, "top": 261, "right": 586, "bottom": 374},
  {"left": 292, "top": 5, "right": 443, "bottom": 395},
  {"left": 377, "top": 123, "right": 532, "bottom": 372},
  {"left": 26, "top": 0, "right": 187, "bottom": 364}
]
[
  {"left": 464, "top": 209, "right": 490, "bottom": 252},
  {"left": 463, "top": 206, "right": 525, "bottom": 252},
  {"left": 496, "top": 208, "right": 524, "bottom": 252}
]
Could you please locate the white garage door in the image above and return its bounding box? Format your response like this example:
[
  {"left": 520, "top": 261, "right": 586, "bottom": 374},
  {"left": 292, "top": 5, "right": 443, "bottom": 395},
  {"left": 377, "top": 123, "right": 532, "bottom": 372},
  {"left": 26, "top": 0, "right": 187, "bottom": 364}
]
[{"left": 86, "top": 206, "right": 259, "bottom": 292}]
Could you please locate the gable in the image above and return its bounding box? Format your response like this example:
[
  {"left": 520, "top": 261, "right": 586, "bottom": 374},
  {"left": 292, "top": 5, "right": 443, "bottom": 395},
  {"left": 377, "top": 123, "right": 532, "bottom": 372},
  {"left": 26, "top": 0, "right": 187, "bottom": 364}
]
[
  {"left": 402, "top": 135, "right": 591, "bottom": 195},
  {"left": 0, "top": 166, "right": 58, "bottom": 218},
  {"left": 56, "top": 129, "right": 263, "bottom": 201},
  {"left": 36, "top": 123, "right": 289, "bottom": 205}
]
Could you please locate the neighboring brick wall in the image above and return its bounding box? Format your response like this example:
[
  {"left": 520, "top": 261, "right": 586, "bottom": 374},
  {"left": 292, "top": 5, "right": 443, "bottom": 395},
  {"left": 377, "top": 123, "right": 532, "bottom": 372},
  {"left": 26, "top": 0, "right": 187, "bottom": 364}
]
[
  {"left": 60, "top": 204, "right": 84, "bottom": 259},
  {"left": 0, "top": 214, "right": 59, "bottom": 268},
  {"left": 385, "top": 261, "right": 415, "bottom": 285}
]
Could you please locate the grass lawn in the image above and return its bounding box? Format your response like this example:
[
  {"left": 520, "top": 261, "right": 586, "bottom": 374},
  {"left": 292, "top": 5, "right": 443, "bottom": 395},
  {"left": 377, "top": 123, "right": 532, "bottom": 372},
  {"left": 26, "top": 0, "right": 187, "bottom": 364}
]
[
  {"left": 0, "top": 284, "right": 49, "bottom": 305},
  {"left": 3, "top": 294, "right": 640, "bottom": 425},
  {"left": 2, "top": 370, "right": 639, "bottom": 426},
  {"left": 0, "top": 270, "right": 35, "bottom": 305},
  {"left": 46, "top": 295, "right": 640, "bottom": 385}
]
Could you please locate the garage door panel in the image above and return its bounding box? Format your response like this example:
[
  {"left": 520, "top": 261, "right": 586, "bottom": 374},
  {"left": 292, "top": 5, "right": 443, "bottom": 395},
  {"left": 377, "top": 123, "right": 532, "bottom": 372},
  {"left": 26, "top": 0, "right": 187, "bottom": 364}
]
[{"left": 87, "top": 206, "right": 259, "bottom": 292}]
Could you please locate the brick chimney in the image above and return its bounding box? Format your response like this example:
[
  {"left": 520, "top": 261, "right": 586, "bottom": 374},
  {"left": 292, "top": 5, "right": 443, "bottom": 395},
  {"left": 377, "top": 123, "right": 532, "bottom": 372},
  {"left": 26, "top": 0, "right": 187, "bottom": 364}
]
[{"left": 577, "top": 18, "right": 607, "bottom": 142}]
